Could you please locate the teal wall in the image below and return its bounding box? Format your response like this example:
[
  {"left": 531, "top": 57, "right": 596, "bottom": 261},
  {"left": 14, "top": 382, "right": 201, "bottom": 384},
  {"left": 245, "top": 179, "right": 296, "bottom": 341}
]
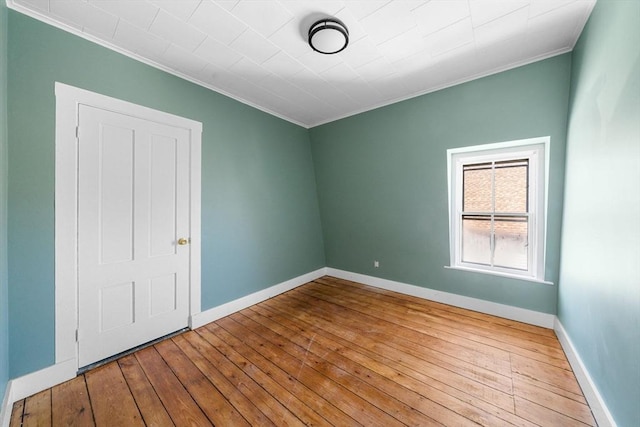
[
  {"left": 559, "top": 1, "right": 640, "bottom": 426},
  {"left": 0, "top": 0, "right": 9, "bottom": 404},
  {"left": 309, "top": 55, "right": 571, "bottom": 314},
  {"left": 6, "top": 11, "right": 324, "bottom": 378}
]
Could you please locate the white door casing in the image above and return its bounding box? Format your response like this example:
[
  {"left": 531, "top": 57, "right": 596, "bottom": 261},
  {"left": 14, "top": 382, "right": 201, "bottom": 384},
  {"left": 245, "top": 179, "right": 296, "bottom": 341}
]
[{"left": 55, "top": 83, "right": 202, "bottom": 369}]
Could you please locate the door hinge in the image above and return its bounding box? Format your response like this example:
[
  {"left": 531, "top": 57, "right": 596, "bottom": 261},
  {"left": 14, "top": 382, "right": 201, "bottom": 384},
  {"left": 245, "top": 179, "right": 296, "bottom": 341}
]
[
  {"left": 75, "top": 329, "right": 79, "bottom": 342},
  {"left": 75, "top": 126, "right": 79, "bottom": 139}
]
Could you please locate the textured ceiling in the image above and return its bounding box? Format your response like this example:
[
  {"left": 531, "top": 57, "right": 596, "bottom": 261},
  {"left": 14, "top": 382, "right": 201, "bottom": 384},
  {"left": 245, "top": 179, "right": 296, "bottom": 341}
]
[{"left": 7, "top": 0, "right": 596, "bottom": 127}]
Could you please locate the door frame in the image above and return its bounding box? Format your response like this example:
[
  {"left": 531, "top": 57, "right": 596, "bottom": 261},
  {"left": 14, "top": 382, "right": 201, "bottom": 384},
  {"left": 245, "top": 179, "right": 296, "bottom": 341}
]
[{"left": 54, "top": 82, "right": 202, "bottom": 370}]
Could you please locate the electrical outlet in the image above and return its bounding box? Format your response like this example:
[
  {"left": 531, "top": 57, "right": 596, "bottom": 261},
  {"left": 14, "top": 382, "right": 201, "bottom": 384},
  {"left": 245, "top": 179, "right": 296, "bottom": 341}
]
[{"left": 374, "top": 260, "right": 379, "bottom": 268}]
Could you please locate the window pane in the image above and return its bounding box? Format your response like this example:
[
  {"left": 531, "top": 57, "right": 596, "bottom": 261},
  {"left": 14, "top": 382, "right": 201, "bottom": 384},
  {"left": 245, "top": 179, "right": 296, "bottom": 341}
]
[
  {"left": 462, "top": 215, "right": 491, "bottom": 265},
  {"left": 494, "top": 216, "right": 528, "bottom": 270},
  {"left": 463, "top": 163, "right": 492, "bottom": 212},
  {"left": 495, "top": 160, "right": 528, "bottom": 213}
]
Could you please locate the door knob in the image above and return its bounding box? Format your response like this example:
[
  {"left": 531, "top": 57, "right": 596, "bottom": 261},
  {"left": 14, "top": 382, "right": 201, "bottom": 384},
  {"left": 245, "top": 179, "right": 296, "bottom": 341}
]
[{"left": 177, "top": 238, "right": 189, "bottom": 246}]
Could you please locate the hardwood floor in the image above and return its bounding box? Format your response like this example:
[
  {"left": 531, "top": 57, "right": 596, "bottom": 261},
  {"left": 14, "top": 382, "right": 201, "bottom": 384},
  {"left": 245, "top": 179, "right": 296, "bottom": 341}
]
[{"left": 10, "top": 276, "right": 596, "bottom": 426}]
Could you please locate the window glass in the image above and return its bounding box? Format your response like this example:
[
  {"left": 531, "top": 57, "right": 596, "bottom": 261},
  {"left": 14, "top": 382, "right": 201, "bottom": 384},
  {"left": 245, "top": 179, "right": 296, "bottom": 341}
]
[
  {"left": 463, "top": 163, "right": 492, "bottom": 212},
  {"left": 462, "top": 215, "right": 491, "bottom": 265},
  {"left": 494, "top": 216, "right": 528, "bottom": 270},
  {"left": 495, "top": 160, "right": 528, "bottom": 213}
]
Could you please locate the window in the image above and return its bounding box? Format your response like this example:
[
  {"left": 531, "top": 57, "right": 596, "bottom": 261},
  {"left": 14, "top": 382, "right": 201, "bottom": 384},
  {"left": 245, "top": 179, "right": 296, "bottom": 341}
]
[{"left": 446, "top": 137, "right": 550, "bottom": 283}]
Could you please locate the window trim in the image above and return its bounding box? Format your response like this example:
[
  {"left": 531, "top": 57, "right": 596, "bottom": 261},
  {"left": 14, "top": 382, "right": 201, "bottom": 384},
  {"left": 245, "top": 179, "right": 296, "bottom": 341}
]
[{"left": 446, "top": 137, "right": 552, "bottom": 285}]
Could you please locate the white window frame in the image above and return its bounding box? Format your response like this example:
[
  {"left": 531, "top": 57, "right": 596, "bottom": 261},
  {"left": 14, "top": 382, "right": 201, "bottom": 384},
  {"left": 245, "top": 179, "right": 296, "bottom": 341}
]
[{"left": 446, "top": 136, "right": 552, "bottom": 285}]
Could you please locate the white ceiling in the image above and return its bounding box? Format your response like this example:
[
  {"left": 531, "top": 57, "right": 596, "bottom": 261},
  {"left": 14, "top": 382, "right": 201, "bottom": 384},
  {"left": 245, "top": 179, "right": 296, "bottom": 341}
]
[{"left": 8, "top": 0, "right": 596, "bottom": 127}]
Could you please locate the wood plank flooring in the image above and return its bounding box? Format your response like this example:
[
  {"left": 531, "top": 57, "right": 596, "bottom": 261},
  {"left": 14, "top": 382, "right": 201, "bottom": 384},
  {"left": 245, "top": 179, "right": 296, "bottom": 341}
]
[{"left": 10, "top": 276, "right": 596, "bottom": 426}]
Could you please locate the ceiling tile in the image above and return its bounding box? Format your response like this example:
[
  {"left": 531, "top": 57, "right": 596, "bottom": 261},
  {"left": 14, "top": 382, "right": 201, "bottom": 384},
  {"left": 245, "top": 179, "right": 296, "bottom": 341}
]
[
  {"left": 279, "top": 1, "right": 345, "bottom": 18},
  {"left": 525, "top": 26, "right": 573, "bottom": 57},
  {"left": 13, "top": 0, "right": 48, "bottom": 13},
  {"left": 229, "top": 57, "right": 271, "bottom": 82},
  {"left": 468, "top": 0, "right": 530, "bottom": 27},
  {"left": 406, "top": 1, "right": 430, "bottom": 11},
  {"left": 260, "top": 74, "right": 331, "bottom": 114},
  {"left": 261, "top": 51, "right": 305, "bottom": 76},
  {"left": 230, "top": 0, "right": 294, "bottom": 38},
  {"left": 294, "top": 68, "right": 358, "bottom": 109},
  {"left": 193, "top": 37, "right": 243, "bottom": 69},
  {"left": 49, "top": 1, "right": 118, "bottom": 39},
  {"left": 208, "top": 71, "right": 274, "bottom": 105},
  {"left": 334, "top": 6, "right": 368, "bottom": 44},
  {"left": 149, "top": 10, "right": 207, "bottom": 52},
  {"left": 355, "top": 56, "right": 397, "bottom": 81},
  {"left": 424, "top": 17, "right": 475, "bottom": 57},
  {"left": 430, "top": 34, "right": 478, "bottom": 63},
  {"left": 392, "top": 47, "right": 436, "bottom": 76},
  {"left": 321, "top": 62, "right": 359, "bottom": 82},
  {"left": 296, "top": 49, "right": 344, "bottom": 73},
  {"left": 339, "top": 37, "right": 382, "bottom": 69},
  {"left": 113, "top": 19, "right": 170, "bottom": 58},
  {"left": 148, "top": 0, "right": 201, "bottom": 22},
  {"left": 473, "top": 33, "right": 532, "bottom": 72},
  {"left": 230, "top": 29, "right": 280, "bottom": 64},
  {"left": 528, "top": 0, "right": 577, "bottom": 18},
  {"left": 88, "top": 0, "right": 159, "bottom": 30},
  {"left": 343, "top": 1, "right": 390, "bottom": 20},
  {"left": 212, "top": 0, "right": 240, "bottom": 12},
  {"left": 268, "top": 20, "right": 312, "bottom": 58},
  {"left": 162, "top": 44, "right": 209, "bottom": 75},
  {"left": 525, "top": 0, "right": 594, "bottom": 56},
  {"left": 528, "top": 0, "right": 592, "bottom": 39},
  {"left": 333, "top": 77, "right": 383, "bottom": 106},
  {"left": 189, "top": 0, "right": 247, "bottom": 45},
  {"left": 42, "top": 11, "right": 83, "bottom": 32},
  {"left": 473, "top": 6, "right": 529, "bottom": 48},
  {"left": 404, "top": 51, "right": 476, "bottom": 93},
  {"left": 255, "top": 93, "right": 315, "bottom": 125},
  {"left": 359, "top": 1, "right": 417, "bottom": 45},
  {"left": 197, "top": 63, "right": 225, "bottom": 86},
  {"left": 413, "top": 0, "right": 470, "bottom": 37},
  {"left": 377, "top": 26, "right": 426, "bottom": 63},
  {"left": 370, "top": 74, "right": 412, "bottom": 101}
]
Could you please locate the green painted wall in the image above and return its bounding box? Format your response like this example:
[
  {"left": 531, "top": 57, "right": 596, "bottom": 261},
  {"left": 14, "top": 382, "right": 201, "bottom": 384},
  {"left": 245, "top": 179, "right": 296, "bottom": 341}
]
[
  {"left": 7, "top": 11, "right": 324, "bottom": 378},
  {"left": 0, "top": 0, "right": 9, "bottom": 404},
  {"left": 309, "top": 54, "right": 571, "bottom": 314},
  {"left": 559, "top": 1, "right": 640, "bottom": 425}
]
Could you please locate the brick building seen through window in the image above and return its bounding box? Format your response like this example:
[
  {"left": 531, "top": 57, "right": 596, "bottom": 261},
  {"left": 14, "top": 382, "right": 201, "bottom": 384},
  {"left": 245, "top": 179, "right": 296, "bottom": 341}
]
[{"left": 461, "top": 159, "right": 529, "bottom": 270}]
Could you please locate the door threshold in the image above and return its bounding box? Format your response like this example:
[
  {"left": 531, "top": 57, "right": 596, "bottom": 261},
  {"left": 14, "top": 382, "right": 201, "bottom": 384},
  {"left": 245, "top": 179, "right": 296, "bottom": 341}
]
[{"left": 77, "top": 327, "right": 190, "bottom": 375}]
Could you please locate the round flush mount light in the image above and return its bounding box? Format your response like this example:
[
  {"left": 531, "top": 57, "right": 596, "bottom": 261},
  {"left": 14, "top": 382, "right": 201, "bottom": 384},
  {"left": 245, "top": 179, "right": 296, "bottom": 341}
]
[{"left": 308, "top": 18, "right": 349, "bottom": 54}]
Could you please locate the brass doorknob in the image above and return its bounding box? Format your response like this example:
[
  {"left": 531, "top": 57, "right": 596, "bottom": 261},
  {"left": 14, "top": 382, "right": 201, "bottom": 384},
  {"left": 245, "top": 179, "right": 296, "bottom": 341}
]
[{"left": 177, "top": 238, "right": 189, "bottom": 246}]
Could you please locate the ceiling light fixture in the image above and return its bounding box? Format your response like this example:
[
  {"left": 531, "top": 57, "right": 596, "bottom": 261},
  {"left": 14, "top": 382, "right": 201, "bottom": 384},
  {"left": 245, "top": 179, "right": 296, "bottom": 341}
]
[{"left": 308, "top": 18, "right": 349, "bottom": 55}]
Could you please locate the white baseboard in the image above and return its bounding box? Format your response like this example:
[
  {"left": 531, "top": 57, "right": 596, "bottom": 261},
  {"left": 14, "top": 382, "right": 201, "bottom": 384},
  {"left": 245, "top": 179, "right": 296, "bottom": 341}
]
[
  {"left": 326, "top": 268, "right": 556, "bottom": 328},
  {"left": 1, "top": 381, "right": 13, "bottom": 427},
  {"left": 554, "top": 318, "right": 617, "bottom": 427},
  {"left": 0, "top": 358, "right": 76, "bottom": 427},
  {"left": 190, "top": 268, "right": 327, "bottom": 329}
]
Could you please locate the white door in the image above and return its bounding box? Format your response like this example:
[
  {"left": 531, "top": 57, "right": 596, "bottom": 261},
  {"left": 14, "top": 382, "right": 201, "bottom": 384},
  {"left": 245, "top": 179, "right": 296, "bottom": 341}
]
[{"left": 77, "top": 105, "right": 191, "bottom": 367}]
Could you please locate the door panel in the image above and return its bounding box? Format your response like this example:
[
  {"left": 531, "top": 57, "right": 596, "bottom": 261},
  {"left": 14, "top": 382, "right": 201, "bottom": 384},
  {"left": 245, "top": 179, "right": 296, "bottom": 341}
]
[
  {"left": 78, "top": 105, "right": 191, "bottom": 367},
  {"left": 149, "top": 134, "right": 178, "bottom": 258},
  {"left": 97, "top": 123, "right": 134, "bottom": 265},
  {"left": 149, "top": 274, "right": 177, "bottom": 317}
]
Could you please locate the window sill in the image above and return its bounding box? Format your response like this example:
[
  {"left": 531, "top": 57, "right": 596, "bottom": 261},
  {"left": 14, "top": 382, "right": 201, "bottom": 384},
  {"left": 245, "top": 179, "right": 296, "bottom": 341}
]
[{"left": 444, "top": 265, "right": 554, "bottom": 286}]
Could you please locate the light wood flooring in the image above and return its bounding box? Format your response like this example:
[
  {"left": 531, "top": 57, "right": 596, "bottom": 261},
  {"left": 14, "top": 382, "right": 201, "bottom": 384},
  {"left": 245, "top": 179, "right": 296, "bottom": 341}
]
[{"left": 10, "top": 276, "right": 595, "bottom": 426}]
